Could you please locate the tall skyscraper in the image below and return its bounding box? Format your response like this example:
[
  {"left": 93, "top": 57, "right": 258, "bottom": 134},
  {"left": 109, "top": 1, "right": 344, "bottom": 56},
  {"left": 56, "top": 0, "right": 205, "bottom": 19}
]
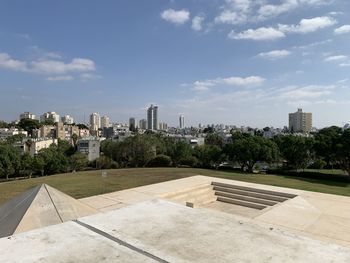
[
  {"left": 129, "top": 117, "right": 137, "bottom": 131},
  {"left": 139, "top": 119, "right": 147, "bottom": 130},
  {"left": 289, "top": 108, "right": 312, "bottom": 133},
  {"left": 100, "top": 116, "right": 110, "bottom": 128},
  {"left": 179, "top": 114, "right": 185, "bottom": 129},
  {"left": 90, "top": 113, "right": 101, "bottom": 134},
  {"left": 147, "top": 104, "right": 158, "bottom": 130},
  {"left": 19, "top": 112, "right": 36, "bottom": 120}
]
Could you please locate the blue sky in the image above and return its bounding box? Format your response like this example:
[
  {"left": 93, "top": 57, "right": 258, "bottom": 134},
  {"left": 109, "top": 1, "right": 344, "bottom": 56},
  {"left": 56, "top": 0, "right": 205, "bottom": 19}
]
[{"left": 0, "top": 0, "right": 349, "bottom": 128}]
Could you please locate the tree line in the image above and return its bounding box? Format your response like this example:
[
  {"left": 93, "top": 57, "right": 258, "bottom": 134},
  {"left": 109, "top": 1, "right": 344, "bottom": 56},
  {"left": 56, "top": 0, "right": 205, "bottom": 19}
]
[{"left": 1, "top": 126, "right": 350, "bottom": 180}]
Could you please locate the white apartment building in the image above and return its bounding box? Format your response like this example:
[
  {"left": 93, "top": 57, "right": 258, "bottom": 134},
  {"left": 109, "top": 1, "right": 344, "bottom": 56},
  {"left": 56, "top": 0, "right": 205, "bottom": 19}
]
[
  {"left": 19, "top": 112, "right": 36, "bottom": 120},
  {"left": 100, "top": 116, "right": 110, "bottom": 128},
  {"left": 14, "top": 138, "right": 58, "bottom": 157},
  {"left": 289, "top": 108, "right": 312, "bottom": 133},
  {"left": 61, "top": 115, "right": 74, "bottom": 124},
  {"left": 0, "top": 128, "right": 28, "bottom": 140},
  {"left": 77, "top": 137, "right": 101, "bottom": 161},
  {"left": 90, "top": 113, "right": 101, "bottom": 136},
  {"left": 40, "top": 112, "right": 60, "bottom": 123}
]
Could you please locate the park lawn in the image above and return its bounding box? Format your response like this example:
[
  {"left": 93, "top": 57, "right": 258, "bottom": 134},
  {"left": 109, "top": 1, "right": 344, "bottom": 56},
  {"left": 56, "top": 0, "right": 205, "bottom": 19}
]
[{"left": 0, "top": 168, "right": 349, "bottom": 204}]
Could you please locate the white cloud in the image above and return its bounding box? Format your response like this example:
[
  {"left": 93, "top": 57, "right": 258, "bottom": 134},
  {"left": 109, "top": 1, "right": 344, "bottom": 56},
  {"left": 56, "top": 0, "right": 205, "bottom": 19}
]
[
  {"left": 0, "top": 52, "right": 97, "bottom": 78},
  {"left": 215, "top": 0, "right": 252, "bottom": 25},
  {"left": 339, "top": 63, "right": 350, "bottom": 67},
  {"left": 0, "top": 53, "right": 28, "bottom": 72},
  {"left": 278, "top": 16, "right": 337, "bottom": 34},
  {"left": 193, "top": 75, "right": 265, "bottom": 91},
  {"left": 324, "top": 55, "right": 347, "bottom": 62},
  {"left": 228, "top": 27, "right": 285, "bottom": 41},
  {"left": 258, "top": 0, "right": 299, "bottom": 21},
  {"left": 279, "top": 85, "right": 334, "bottom": 99},
  {"left": 161, "top": 9, "right": 190, "bottom": 25},
  {"left": 192, "top": 16, "right": 204, "bottom": 31},
  {"left": 31, "top": 58, "right": 95, "bottom": 74},
  {"left": 258, "top": 0, "right": 333, "bottom": 21},
  {"left": 334, "top": 25, "right": 350, "bottom": 35},
  {"left": 258, "top": 50, "right": 291, "bottom": 59},
  {"left": 80, "top": 73, "right": 102, "bottom": 81},
  {"left": 46, "top": 75, "right": 73, "bottom": 81}
]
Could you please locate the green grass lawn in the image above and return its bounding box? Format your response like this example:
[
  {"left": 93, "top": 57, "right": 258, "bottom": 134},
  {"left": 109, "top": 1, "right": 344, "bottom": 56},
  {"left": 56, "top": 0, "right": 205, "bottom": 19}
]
[{"left": 0, "top": 168, "right": 349, "bottom": 205}]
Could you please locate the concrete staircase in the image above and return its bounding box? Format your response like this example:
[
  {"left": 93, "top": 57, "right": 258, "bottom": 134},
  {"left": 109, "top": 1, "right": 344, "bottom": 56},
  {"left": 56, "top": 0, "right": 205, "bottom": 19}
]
[
  {"left": 212, "top": 182, "right": 297, "bottom": 210},
  {"left": 162, "top": 184, "right": 217, "bottom": 207}
]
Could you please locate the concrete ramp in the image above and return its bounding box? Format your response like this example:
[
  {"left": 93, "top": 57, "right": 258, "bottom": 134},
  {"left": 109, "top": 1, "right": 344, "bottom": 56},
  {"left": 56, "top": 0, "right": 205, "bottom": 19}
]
[{"left": 0, "top": 184, "right": 98, "bottom": 238}]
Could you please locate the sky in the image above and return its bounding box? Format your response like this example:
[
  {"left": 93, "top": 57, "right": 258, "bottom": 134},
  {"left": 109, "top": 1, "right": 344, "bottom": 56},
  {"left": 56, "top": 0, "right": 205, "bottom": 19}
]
[{"left": 0, "top": 0, "right": 349, "bottom": 128}]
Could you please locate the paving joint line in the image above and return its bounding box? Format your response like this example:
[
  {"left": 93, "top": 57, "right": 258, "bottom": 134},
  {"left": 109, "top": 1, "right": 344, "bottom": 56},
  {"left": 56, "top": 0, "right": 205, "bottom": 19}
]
[{"left": 74, "top": 219, "right": 169, "bottom": 263}]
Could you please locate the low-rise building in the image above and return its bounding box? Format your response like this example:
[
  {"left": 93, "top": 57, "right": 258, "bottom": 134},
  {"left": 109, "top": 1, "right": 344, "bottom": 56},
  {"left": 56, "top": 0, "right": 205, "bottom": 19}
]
[
  {"left": 77, "top": 137, "right": 101, "bottom": 161},
  {"left": 14, "top": 138, "right": 58, "bottom": 156},
  {"left": 0, "top": 128, "right": 28, "bottom": 140}
]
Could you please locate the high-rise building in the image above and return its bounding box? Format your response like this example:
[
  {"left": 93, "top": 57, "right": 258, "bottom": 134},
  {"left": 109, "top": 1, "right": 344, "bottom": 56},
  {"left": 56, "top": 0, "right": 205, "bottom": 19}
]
[
  {"left": 158, "top": 122, "right": 168, "bottom": 131},
  {"left": 61, "top": 115, "right": 74, "bottom": 124},
  {"left": 147, "top": 104, "right": 158, "bottom": 130},
  {"left": 19, "top": 112, "right": 36, "bottom": 120},
  {"left": 289, "top": 108, "right": 312, "bottom": 133},
  {"left": 90, "top": 113, "right": 100, "bottom": 135},
  {"left": 100, "top": 116, "right": 110, "bottom": 128},
  {"left": 40, "top": 112, "right": 60, "bottom": 123},
  {"left": 179, "top": 114, "right": 185, "bottom": 129},
  {"left": 139, "top": 119, "right": 147, "bottom": 130},
  {"left": 129, "top": 117, "right": 137, "bottom": 131}
]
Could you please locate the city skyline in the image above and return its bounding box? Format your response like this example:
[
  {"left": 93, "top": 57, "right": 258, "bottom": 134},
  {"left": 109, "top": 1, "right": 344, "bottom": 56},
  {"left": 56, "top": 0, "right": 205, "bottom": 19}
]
[{"left": 0, "top": 1, "right": 350, "bottom": 127}]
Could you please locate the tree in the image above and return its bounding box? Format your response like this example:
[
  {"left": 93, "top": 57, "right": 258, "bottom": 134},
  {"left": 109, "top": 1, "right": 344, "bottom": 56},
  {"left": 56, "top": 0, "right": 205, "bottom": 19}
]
[
  {"left": 17, "top": 118, "right": 41, "bottom": 137},
  {"left": 21, "top": 153, "right": 34, "bottom": 179},
  {"left": 0, "top": 144, "right": 21, "bottom": 180},
  {"left": 314, "top": 126, "right": 342, "bottom": 167},
  {"left": 275, "top": 135, "right": 314, "bottom": 170},
  {"left": 205, "top": 133, "right": 224, "bottom": 148},
  {"left": 70, "top": 152, "right": 88, "bottom": 171},
  {"left": 37, "top": 145, "right": 68, "bottom": 175},
  {"left": 336, "top": 129, "right": 350, "bottom": 175},
  {"left": 57, "top": 139, "right": 75, "bottom": 157},
  {"left": 76, "top": 123, "right": 89, "bottom": 130},
  {"left": 225, "top": 133, "right": 279, "bottom": 172},
  {"left": 194, "top": 145, "right": 224, "bottom": 168},
  {"left": 147, "top": 154, "right": 172, "bottom": 167}
]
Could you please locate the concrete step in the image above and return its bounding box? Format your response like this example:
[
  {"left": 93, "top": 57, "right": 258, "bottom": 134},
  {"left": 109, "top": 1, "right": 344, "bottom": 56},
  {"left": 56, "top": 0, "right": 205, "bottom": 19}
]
[
  {"left": 212, "top": 182, "right": 297, "bottom": 199},
  {"left": 213, "top": 186, "right": 288, "bottom": 202},
  {"left": 170, "top": 188, "right": 214, "bottom": 202},
  {"left": 172, "top": 191, "right": 216, "bottom": 203},
  {"left": 217, "top": 196, "right": 266, "bottom": 210},
  {"left": 163, "top": 185, "right": 213, "bottom": 199},
  {"left": 215, "top": 191, "right": 277, "bottom": 206}
]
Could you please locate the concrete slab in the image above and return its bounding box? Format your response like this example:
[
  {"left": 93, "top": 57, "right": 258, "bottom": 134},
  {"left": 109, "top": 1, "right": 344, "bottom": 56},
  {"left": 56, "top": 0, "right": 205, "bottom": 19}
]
[
  {"left": 0, "top": 221, "right": 155, "bottom": 263},
  {"left": 78, "top": 199, "right": 350, "bottom": 263},
  {"left": 80, "top": 175, "right": 350, "bottom": 248}
]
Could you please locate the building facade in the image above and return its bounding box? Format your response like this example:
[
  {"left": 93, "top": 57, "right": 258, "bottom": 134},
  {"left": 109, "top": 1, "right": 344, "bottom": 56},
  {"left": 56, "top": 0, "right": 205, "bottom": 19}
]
[
  {"left": 19, "top": 112, "right": 36, "bottom": 120},
  {"left": 77, "top": 138, "right": 101, "bottom": 161},
  {"left": 40, "top": 112, "right": 60, "bottom": 123},
  {"left": 61, "top": 115, "right": 74, "bottom": 124},
  {"left": 139, "top": 119, "right": 147, "bottom": 130},
  {"left": 179, "top": 115, "right": 185, "bottom": 129},
  {"left": 289, "top": 108, "right": 312, "bottom": 133},
  {"left": 89, "top": 113, "right": 101, "bottom": 136},
  {"left": 147, "top": 104, "right": 158, "bottom": 130},
  {"left": 100, "top": 116, "right": 110, "bottom": 129}
]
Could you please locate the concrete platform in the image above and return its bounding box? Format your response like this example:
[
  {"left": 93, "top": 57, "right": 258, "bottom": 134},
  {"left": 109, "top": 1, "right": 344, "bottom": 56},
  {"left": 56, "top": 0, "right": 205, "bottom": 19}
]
[
  {"left": 80, "top": 175, "right": 350, "bottom": 248},
  {"left": 1, "top": 199, "right": 350, "bottom": 262}
]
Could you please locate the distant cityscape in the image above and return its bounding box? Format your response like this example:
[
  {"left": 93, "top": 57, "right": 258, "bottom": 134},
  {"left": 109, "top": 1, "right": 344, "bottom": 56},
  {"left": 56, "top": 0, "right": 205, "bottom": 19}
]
[{"left": 1, "top": 105, "right": 350, "bottom": 163}]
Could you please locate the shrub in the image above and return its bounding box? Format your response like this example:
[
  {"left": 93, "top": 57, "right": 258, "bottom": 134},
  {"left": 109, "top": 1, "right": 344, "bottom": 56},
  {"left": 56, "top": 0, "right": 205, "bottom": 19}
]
[{"left": 147, "top": 155, "right": 172, "bottom": 167}]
